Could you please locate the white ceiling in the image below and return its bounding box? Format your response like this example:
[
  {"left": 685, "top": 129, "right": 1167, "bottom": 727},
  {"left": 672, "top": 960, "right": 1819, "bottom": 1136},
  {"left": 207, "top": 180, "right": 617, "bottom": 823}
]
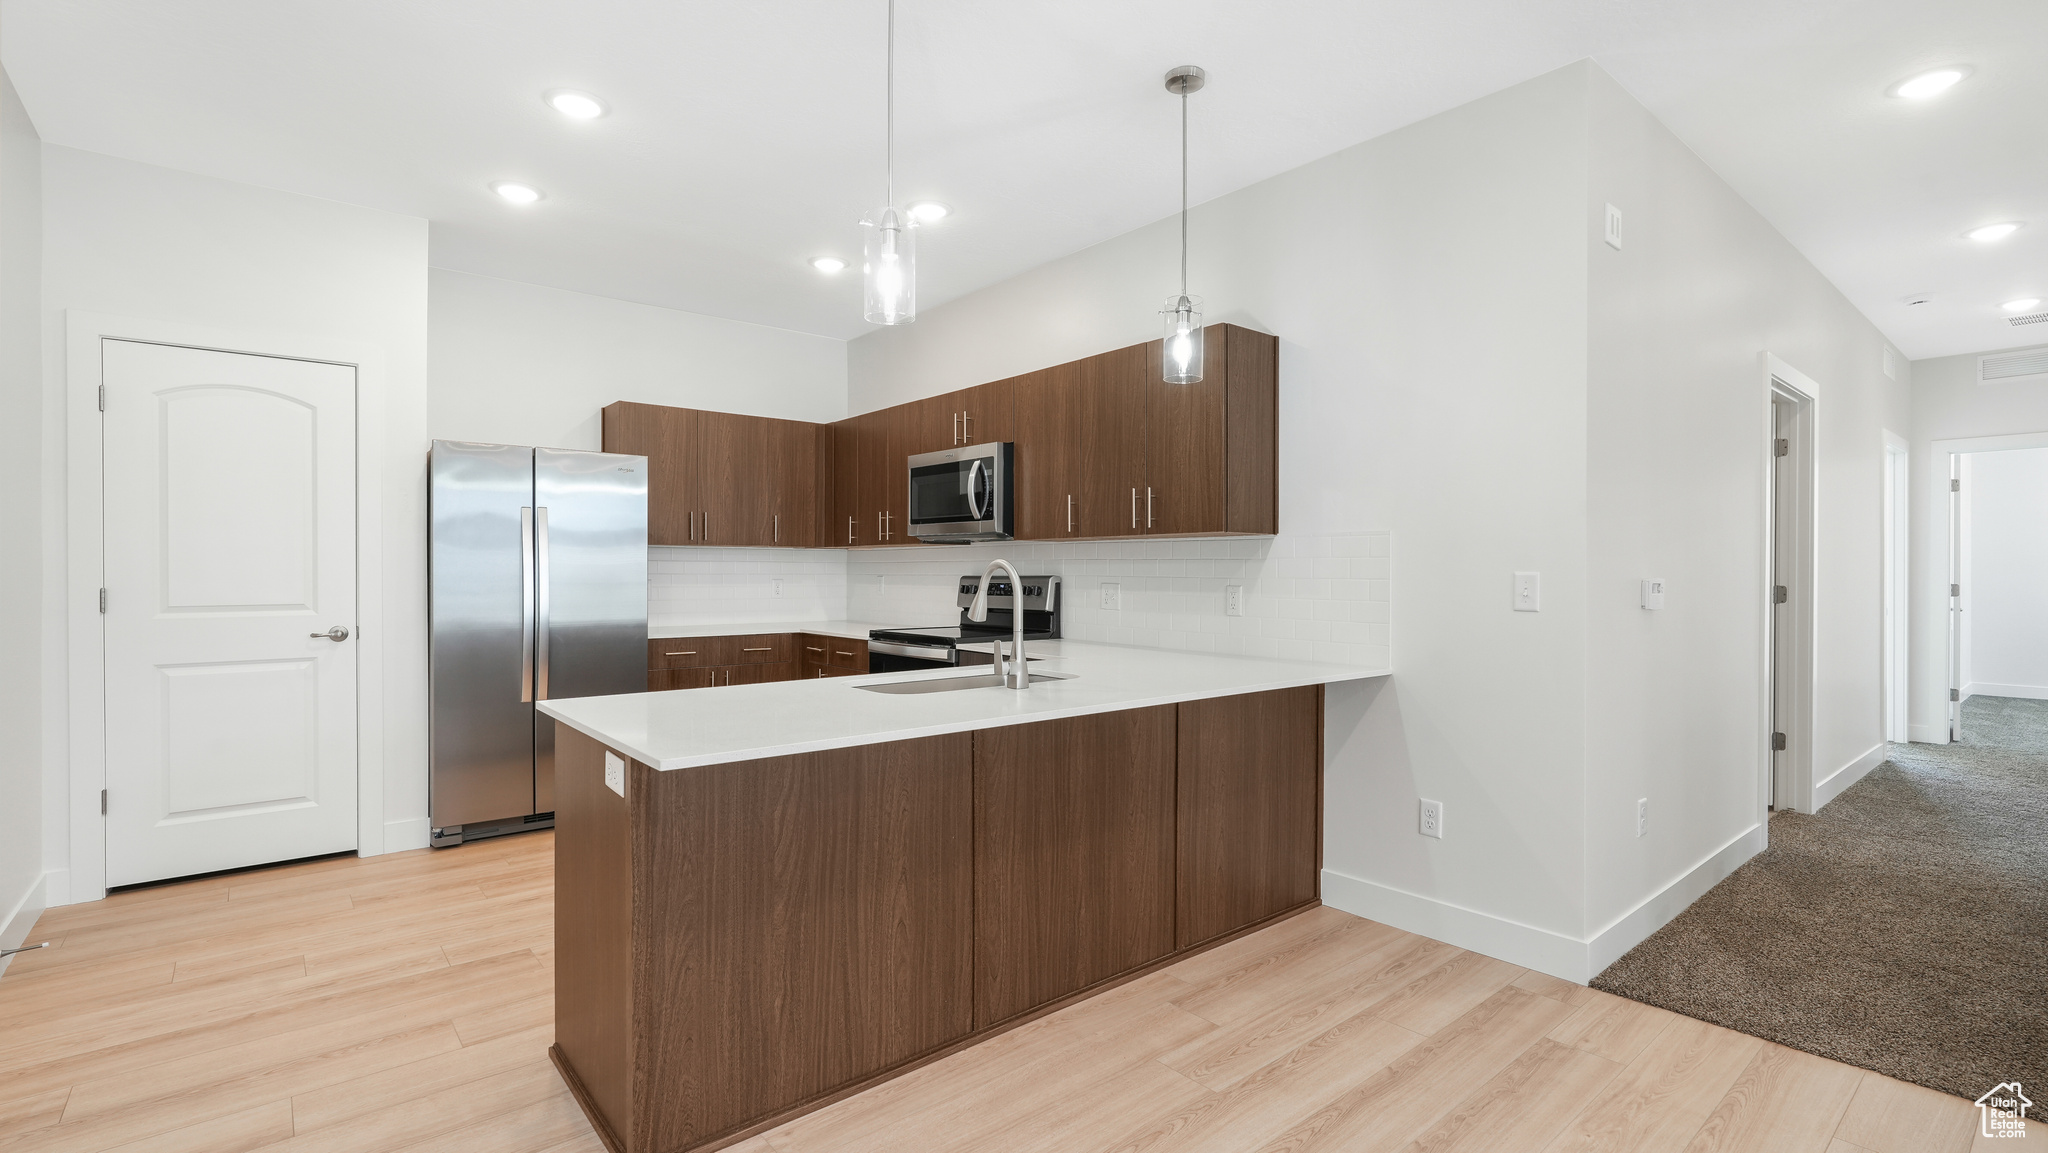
[{"left": 3, "top": 0, "right": 2041, "bottom": 355}]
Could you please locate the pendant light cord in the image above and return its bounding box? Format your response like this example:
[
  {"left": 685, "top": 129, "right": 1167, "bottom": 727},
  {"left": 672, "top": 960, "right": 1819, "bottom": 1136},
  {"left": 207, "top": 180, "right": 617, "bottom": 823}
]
[
  {"left": 1179, "top": 88, "right": 1188, "bottom": 297},
  {"left": 886, "top": 0, "right": 895, "bottom": 209}
]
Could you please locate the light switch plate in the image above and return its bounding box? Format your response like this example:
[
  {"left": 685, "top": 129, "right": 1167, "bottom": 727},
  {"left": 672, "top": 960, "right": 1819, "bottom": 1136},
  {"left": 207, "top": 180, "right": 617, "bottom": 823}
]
[
  {"left": 1100, "top": 582, "right": 1121, "bottom": 611},
  {"left": 1636, "top": 797, "right": 1649, "bottom": 837},
  {"left": 603, "top": 751, "right": 625, "bottom": 798},
  {"left": 1513, "top": 572, "right": 1541, "bottom": 612},
  {"left": 1604, "top": 203, "right": 1624, "bottom": 250},
  {"left": 1640, "top": 578, "right": 1665, "bottom": 610}
]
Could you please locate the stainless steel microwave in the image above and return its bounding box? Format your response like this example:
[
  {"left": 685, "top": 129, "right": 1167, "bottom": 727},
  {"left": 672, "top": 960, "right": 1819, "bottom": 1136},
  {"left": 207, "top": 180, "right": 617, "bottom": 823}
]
[{"left": 908, "top": 442, "right": 1013, "bottom": 542}]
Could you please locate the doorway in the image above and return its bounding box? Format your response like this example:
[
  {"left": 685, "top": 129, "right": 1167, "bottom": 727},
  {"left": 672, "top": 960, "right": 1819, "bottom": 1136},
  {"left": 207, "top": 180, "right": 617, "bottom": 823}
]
[
  {"left": 1766, "top": 375, "right": 1815, "bottom": 813},
  {"left": 1944, "top": 442, "right": 2048, "bottom": 745},
  {"left": 1883, "top": 434, "right": 1909, "bottom": 743},
  {"left": 100, "top": 339, "right": 360, "bottom": 887}
]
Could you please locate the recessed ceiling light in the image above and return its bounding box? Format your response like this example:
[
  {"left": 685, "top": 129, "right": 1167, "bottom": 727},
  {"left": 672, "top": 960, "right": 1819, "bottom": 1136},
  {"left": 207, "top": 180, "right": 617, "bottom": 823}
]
[
  {"left": 491, "top": 181, "right": 543, "bottom": 204},
  {"left": 908, "top": 202, "right": 951, "bottom": 223},
  {"left": 545, "top": 90, "right": 608, "bottom": 120},
  {"left": 810, "top": 256, "right": 847, "bottom": 273},
  {"left": 1901, "top": 293, "right": 1935, "bottom": 306},
  {"left": 1889, "top": 67, "right": 1970, "bottom": 99},
  {"left": 2003, "top": 298, "right": 2043, "bottom": 312},
  {"left": 1967, "top": 222, "right": 2023, "bottom": 242}
]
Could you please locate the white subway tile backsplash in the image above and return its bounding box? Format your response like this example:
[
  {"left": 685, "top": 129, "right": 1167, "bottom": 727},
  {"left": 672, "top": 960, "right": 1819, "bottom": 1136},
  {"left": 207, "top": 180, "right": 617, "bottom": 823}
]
[{"left": 646, "top": 547, "right": 850, "bottom": 627}]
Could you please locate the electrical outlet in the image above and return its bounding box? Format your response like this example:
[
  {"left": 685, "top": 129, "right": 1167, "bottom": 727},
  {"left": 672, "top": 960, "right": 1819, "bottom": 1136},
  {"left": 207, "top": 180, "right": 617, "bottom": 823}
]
[
  {"left": 1100, "top": 582, "right": 1121, "bottom": 611},
  {"left": 1225, "top": 585, "right": 1244, "bottom": 616},
  {"left": 1513, "top": 572, "right": 1541, "bottom": 612},
  {"left": 1419, "top": 798, "right": 1444, "bottom": 839},
  {"left": 1636, "top": 797, "right": 1649, "bottom": 838},
  {"left": 772, "top": 578, "right": 784, "bottom": 597},
  {"left": 604, "top": 751, "right": 626, "bottom": 799}
]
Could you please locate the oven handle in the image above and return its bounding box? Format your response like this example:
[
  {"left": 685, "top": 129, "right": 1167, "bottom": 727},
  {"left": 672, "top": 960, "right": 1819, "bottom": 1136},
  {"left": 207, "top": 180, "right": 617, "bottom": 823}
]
[
  {"left": 967, "top": 458, "right": 988, "bottom": 520},
  {"left": 868, "top": 639, "right": 959, "bottom": 663}
]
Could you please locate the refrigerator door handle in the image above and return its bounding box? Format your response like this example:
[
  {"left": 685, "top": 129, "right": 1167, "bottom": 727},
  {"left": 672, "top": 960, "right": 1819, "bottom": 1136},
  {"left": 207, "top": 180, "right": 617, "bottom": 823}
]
[
  {"left": 519, "top": 506, "right": 535, "bottom": 703},
  {"left": 535, "top": 506, "right": 552, "bottom": 701}
]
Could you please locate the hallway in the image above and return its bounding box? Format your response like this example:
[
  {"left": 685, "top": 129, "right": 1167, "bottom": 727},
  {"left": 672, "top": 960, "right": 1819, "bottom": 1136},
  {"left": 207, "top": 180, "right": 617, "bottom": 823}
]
[{"left": 1595, "top": 696, "right": 2048, "bottom": 1106}]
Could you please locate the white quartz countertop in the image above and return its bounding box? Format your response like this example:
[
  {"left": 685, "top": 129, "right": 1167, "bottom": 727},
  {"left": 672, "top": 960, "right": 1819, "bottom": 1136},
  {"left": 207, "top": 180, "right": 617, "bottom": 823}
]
[
  {"left": 540, "top": 640, "right": 1390, "bottom": 771},
  {"left": 647, "top": 619, "right": 892, "bottom": 641}
]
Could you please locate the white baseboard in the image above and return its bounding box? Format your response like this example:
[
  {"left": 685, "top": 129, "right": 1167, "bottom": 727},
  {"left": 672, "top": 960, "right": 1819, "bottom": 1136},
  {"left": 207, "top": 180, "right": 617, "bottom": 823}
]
[
  {"left": 1960, "top": 682, "right": 2048, "bottom": 701},
  {"left": 0, "top": 872, "right": 50, "bottom": 980},
  {"left": 1323, "top": 822, "right": 1767, "bottom": 986},
  {"left": 1584, "top": 823, "right": 1764, "bottom": 976},
  {"left": 1321, "top": 868, "right": 1590, "bottom": 982},
  {"left": 1814, "top": 743, "right": 1888, "bottom": 812},
  {"left": 1907, "top": 724, "right": 1949, "bottom": 744},
  {"left": 381, "top": 818, "right": 431, "bottom": 854}
]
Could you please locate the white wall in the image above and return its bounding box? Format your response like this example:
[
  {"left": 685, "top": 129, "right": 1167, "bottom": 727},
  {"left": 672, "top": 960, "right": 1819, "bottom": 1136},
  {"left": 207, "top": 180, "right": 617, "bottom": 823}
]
[
  {"left": 1580, "top": 69, "right": 1908, "bottom": 949},
  {"left": 0, "top": 60, "right": 46, "bottom": 968},
  {"left": 852, "top": 64, "right": 1598, "bottom": 970},
  {"left": 1962, "top": 447, "right": 2048, "bottom": 698},
  {"left": 40, "top": 145, "right": 430, "bottom": 882},
  {"left": 1908, "top": 345, "right": 2048, "bottom": 739},
  {"left": 428, "top": 268, "right": 845, "bottom": 449}
]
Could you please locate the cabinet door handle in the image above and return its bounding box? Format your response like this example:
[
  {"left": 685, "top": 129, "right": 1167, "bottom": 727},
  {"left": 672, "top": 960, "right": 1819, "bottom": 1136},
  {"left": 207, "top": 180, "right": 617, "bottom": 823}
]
[
  {"left": 952, "top": 411, "right": 961, "bottom": 445},
  {"left": 878, "top": 511, "right": 885, "bottom": 540},
  {"left": 665, "top": 651, "right": 697, "bottom": 656},
  {"left": 1146, "top": 487, "right": 1155, "bottom": 529},
  {"left": 835, "top": 650, "right": 853, "bottom": 657},
  {"left": 742, "top": 647, "right": 774, "bottom": 652},
  {"left": 702, "top": 511, "right": 709, "bottom": 541},
  {"left": 1067, "top": 494, "right": 1074, "bottom": 533},
  {"left": 688, "top": 510, "right": 696, "bottom": 542},
  {"left": 962, "top": 412, "right": 972, "bottom": 443},
  {"left": 805, "top": 645, "right": 824, "bottom": 653},
  {"left": 848, "top": 514, "right": 855, "bottom": 544},
  {"left": 1131, "top": 488, "right": 1138, "bottom": 529},
  {"left": 773, "top": 513, "right": 779, "bottom": 543}
]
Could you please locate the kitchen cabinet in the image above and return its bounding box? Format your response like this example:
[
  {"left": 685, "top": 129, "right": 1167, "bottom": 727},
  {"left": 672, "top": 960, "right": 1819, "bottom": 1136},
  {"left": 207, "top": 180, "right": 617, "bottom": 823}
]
[
  {"left": 799, "top": 634, "right": 867, "bottom": 679},
  {"left": 603, "top": 402, "right": 819, "bottom": 547},
  {"left": 900, "top": 378, "right": 1016, "bottom": 454},
  {"left": 1143, "top": 324, "right": 1278, "bottom": 537},
  {"left": 1013, "top": 348, "right": 1148, "bottom": 539},
  {"left": 972, "top": 705, "right": 1177, "bottom": 1027},
  {"left": 1175, "top": 687, "right": 1321, "bottom": 947},
  {"left": 645, "top": 634, "right": 798, "bottom": 691}
]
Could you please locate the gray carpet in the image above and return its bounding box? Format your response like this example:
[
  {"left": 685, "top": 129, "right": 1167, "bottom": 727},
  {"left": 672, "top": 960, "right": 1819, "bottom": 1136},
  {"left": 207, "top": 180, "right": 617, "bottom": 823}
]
[{"left": 1592, "top": 696, "right": 2048, "bottom": 1102}]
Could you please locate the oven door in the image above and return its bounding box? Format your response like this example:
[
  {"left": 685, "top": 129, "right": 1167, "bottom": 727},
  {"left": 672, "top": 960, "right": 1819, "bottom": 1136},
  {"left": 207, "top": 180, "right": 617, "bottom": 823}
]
[
  {"left": 908, "top": 443, "right": 1011, "bottom": 541},
  {"left": 867, "top": 639, "right": 960, "bottom": 673}
]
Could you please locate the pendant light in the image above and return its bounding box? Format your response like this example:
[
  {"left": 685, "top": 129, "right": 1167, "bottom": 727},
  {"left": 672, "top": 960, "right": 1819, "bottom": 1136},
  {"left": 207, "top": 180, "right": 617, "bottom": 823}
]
[
  {"left": 862, "top": 0, "right": 916, "bottom": 325},
  {"left": 1161, "top": 64, "right": 1205, "bottom": 384}
]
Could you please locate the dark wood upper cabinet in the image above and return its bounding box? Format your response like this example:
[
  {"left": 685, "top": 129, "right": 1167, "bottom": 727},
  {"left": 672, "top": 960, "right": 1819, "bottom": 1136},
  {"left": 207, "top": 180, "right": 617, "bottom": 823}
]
[
  {"left": 606, "top": 321, "right": 1273, "bottom": 549},
  {"left": 972, "top": 705, "right": 1177, "bottom": 1028}
]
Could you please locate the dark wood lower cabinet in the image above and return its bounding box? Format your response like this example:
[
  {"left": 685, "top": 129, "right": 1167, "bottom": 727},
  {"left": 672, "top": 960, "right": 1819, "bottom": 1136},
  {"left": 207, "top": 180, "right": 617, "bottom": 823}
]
[
  {"left": 973, "top": 706, "right": 1177, "bottom": 1027},
  {"left": 1176, "top": 686, "right": 1323, "bottom": 948},
  {"left": 552, "top": 685, "right": 1322, "bottom": 1153}
]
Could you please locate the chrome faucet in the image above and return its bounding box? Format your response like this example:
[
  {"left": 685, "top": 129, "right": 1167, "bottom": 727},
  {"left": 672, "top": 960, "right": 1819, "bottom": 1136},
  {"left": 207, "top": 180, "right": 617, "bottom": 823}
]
[{"left": 966, "top": 559, "right": 1030, "bottom": 689}]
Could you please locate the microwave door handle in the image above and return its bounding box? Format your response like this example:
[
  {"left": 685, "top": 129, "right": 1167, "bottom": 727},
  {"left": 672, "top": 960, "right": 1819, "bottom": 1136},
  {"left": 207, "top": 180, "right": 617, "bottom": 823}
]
[{"left": 967, "top": 458, "right": 988, "bottom": 520}]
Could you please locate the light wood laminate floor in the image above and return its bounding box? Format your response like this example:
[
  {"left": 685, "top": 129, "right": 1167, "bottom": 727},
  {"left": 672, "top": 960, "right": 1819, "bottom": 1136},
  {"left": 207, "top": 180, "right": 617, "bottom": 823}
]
[{"left": 2, "top": 832, "right": 2034, "bottom": 1153}]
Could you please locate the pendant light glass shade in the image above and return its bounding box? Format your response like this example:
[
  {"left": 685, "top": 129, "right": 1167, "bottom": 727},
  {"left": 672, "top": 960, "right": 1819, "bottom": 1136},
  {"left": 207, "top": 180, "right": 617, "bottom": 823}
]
[
  {"left": 862, "top": 205, "right": 917, "bottom": 324},
  {"left": 1162, "top": 294, "right": 1204, "bottom": 383}
]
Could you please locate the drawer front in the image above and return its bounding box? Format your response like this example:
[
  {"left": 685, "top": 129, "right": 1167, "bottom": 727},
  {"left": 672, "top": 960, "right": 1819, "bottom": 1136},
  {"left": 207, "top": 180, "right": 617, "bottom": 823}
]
[
  {"left": 806, "top": 663, "right": 856, "bottom": 680},
  {"left": 827, "top": 639, "right": 869, "bottom": 671},
  {"left": 648, "top": 667, "right": 712, "bottom": 691},
  {"left": 797, "top": 635, "right": 832, "bottom": 667},
  {"left": 650, "top": 638, "right": 720, "bottom": 669},
  {"left": 731, "top": 634, "right": 793, "bottom": 665},
  {"left": 727, "top": 660, "right": 797, "bottom": 686}
]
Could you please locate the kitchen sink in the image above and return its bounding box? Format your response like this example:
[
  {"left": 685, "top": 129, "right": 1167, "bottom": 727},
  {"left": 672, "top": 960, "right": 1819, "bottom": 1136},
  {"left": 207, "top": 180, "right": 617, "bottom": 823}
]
[{"left": 855, "top": 670, "right": 1077, "bottom": 695}]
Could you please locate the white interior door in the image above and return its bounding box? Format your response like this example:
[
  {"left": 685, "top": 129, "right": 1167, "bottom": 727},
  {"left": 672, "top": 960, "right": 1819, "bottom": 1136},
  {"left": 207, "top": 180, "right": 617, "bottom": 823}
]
[{"left": 102, "top": 340, "right": 359, "bottom": 887}]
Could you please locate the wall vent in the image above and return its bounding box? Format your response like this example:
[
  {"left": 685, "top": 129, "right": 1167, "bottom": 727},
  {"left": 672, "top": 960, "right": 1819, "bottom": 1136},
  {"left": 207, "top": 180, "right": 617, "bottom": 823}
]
[
  {"left": 2009, "top": 311, "right": 2048, "bottom": 327},
  {"left": 1979, "top": 347, "right": 2048, "bottom": 384},
  {"left": 1882, "top": 346, "right": 1897, "bottom": 378}
]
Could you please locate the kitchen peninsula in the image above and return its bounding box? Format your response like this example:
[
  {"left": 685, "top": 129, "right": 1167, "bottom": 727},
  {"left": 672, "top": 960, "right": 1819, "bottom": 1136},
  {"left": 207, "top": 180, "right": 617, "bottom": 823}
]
[{"left": 538, "top": 641, "right": 1387, "bottom": 1153}]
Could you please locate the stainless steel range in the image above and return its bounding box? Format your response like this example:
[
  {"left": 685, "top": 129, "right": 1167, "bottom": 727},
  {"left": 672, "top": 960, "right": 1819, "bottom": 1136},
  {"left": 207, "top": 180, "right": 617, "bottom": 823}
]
[{"left": 867, "top": 575, "right": 1061, "bottom": 672}]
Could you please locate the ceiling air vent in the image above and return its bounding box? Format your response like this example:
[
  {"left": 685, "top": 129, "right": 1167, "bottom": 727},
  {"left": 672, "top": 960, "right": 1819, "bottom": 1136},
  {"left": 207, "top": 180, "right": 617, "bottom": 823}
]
[
  {"left": 2010, "top": 311, "right": 2048, "bottom": 327},
  {"left": 1979, "top": 347, "right": 2048, "bottom": 384}
]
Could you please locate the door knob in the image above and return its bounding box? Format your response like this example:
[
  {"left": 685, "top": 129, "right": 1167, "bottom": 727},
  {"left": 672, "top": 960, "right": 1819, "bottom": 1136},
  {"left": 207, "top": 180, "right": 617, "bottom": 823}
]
[{"left": 311, "top": 625, "right": 350, "bottom": 642}]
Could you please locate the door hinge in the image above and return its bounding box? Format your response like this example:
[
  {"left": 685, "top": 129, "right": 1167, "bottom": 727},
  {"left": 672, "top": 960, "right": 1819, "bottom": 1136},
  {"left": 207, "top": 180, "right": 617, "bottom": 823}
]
[
  {"left": 98, "top": 588, "right": 107, "bottom": 613},
  {"left": 97, "top": 385, "right": 106, "bottom": 411},
  {"left": 1951, "top": 478, "right": 1961, "bottom": 492},
  {"left": 1951, "top": 583, "right": 1961, "bottom": 598},
  {"left": 1950, "top": 688, "right": 1961, "bottom": 702},
  {"left": 1773, "top": 585, "right": 1787, "bottom": 604},
  {"left": 1773, "top": 437, "right": 1788, "bottom": 457},
  {"left": 1770, "top": 732, "right": 1787, "bottom": 751},
  {"left": 101, "top": 789, "right": 108, "bottom": 815}
]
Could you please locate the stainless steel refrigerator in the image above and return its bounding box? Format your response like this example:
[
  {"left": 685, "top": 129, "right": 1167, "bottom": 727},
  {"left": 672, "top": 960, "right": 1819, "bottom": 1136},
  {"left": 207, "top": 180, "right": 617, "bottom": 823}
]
[{"left": 429, "top": 441, "right": 648, "bottom": 847}]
